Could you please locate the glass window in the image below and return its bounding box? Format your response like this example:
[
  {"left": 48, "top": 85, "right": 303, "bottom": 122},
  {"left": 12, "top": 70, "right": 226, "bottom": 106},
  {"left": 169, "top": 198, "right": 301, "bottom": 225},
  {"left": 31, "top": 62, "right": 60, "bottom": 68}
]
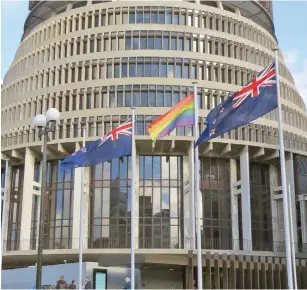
[
  {"left": 141, "top": 92, "right": 148, "bottom": 106},
  {"left": 185, "top": 39, "right": 191, "bottom": 51},
  {"left": 183, "top": 64, "right": 189, "bottom": 78},
  {"left": 114, "top": 64, "right": 120, "bottom": 78},
  {"left": 133, "top": 37, "right": 139, "bottom": 49},
  {"left": 173, "top": 92, "right": 179, "bottom": 105},
  {"left": 168, "top": 64, "right": 174, "bottom": 78},
  {"left": 126, "top": 37, "right": 132, "bottom": 50},
  {"left": 145, "top": 63, "right": 151, "bottom": 77},
  {"left": 180, "top": 14, "right": 186, "bottom": 25},
  {"left": 129, "top": 63, "right": 136, "bottom": 77},
  {"left": 129, "top": 12, "right": 135, "bottom": 24},
  {"left": 122, "top": 12, "right": 128, "bottom": 24},
  {"left": 109, "top": 93, "right": 115, "bottom": 107},
  {"left": 149, "top": 91, "right": 155, "bottom": 106},
  {"left": 163, "top": 36, "right": 169, "bottom": 49},
  {"left": 156, "top": 37, "right": 162, "bottom": 49},
  {"left": 175, "top": 64, "right": 182, "bottom": 78},
  {"left": 140, "top": 36, "right": 147, "bottom": 49},
  {"left": 122, "top": 63, "right": 128, "bottom": 77},
  {"left": 111, "top": 38, "right": 116, "bottom": 50},
  {"left": 148, "top": 37, "right": 154, "bottom": 49},
  {"left": 137, "top": 11, "right": 143, "bottom": 23},
  {"left": 158, "top": 12, "right": 165, "bottom": 24},
  {"left": 160, "top": 63, "right": 167, "bottom": 77},
  {"left": 174, "top": 13, "right": 179, "bottom": 25},
  {"left": 165, "top": 92, "right": 171, "bottom": 106},
  {"left": 151, "top": 11, "right": 158, "bottom": 23},
  {"left": 166, "top": 12, "right": 172, "bottom": 24},
  {"left": 152, "top": 63, "right": 159, "bottom": 77},
  {"left": 133, "top": 92, "right": 140, "bottom": 107},
  {"left": 107, "top": 64, "right": 112, "bottom": 78},
  {"left": 178, "top": 38, "right": 183, "bottom": 50},
  {"left": 171, "top": 37, "right": 177, "bottom": 50},
  {"left": 144, "top": 12, "right": 150, "bottom": 23},
  {"left": 125, "top": 92, "right": 131, "bottom": 106},
  {"left": 117, "top": 92, "right": 123, "bottom": 107},
  {"left": 157, "top": 91, "right": 163, "bottom": 106},
  {"left": 137, "top": 62, "right": 144, "bottom": 77}
]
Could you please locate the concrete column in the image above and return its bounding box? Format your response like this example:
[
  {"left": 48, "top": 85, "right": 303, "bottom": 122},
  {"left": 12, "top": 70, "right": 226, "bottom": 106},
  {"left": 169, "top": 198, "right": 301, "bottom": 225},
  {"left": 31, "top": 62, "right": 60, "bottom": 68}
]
[
  {"left": 240, "top": 146, "right": 252, "bottom": 250},
  {"left": 72, "top": 143, "right": 90, "bottom": 250},
  {"left": 230, "top": 159, "right": 239, "bottom": 250},
  {"left": 20, "top": 148, "right": 35, "bottom": 250},
  {"left": 183, "top": 143, "right": 195, "bottom": 249},
  {"left": 2, "top": 164, "right": 12, "bottom": 251},
  {"left": 300, "top": 199, "right": 307, "bottom": 248},
  {"left": 269, "top": 164, "right": 281, "bottom": 251},
  {"left": 286, "top": 153, "right": 298, "bottom": 251}
]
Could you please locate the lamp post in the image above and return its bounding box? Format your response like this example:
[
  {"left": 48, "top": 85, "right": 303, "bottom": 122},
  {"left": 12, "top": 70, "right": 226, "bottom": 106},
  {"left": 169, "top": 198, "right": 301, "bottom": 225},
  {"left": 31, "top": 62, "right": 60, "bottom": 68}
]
[{"left": 33, "top": 108, "right": 60, "bottom": 289}]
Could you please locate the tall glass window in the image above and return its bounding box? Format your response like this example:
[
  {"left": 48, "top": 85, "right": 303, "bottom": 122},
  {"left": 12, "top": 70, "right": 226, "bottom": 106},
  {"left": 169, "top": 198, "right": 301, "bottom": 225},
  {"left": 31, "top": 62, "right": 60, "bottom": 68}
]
[
  {"left": 200, "top": 158, "right": 232, "bottom": 250},
  {"left": 139, "top": 156, "right": 183, "bottom": 249},
  {"left": 250, "top": 163, "right": 273, "bottom": 251},
  {"left": 7, "top": 166, "right": 24, "bottom": 251},
  {"left": 89, "top": 157, "right": 131, "bottom": 248},
  {"left": 294, "top": 155, "right": 307, "bottom": 196},
  {"left": 44, "top": 161, "right": 74, "bottom": 249}
]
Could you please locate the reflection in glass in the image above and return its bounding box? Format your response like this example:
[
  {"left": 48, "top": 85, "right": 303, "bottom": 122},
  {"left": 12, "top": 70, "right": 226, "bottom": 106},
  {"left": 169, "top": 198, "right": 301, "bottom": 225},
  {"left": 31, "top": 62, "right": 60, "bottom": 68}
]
[
  {"left": 90, "top": 157, "right": 131, "bottom": 248},
  {"left": 139, "top": 156, "right": 182, "bottom": 249}
]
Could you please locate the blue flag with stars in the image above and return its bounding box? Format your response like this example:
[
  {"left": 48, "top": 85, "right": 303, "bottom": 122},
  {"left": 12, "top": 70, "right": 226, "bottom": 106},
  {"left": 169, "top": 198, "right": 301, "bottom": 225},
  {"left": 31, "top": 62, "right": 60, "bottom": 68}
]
[
  {"left": 195, "top": 62, "right": 278, "bottom": 148},
  {"left": 61, "top": 119, "right": 132, "bottom": 170}
]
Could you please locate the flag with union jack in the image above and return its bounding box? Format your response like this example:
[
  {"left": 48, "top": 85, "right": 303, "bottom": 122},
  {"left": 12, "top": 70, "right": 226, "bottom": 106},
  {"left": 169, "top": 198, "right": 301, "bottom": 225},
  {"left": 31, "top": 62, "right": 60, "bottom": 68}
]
[
  {"left": 195, "top": 61, "right": 277, "bottom": 147},
  {"left": 61, "top": 119, "right": 132, "bottom": 169}
]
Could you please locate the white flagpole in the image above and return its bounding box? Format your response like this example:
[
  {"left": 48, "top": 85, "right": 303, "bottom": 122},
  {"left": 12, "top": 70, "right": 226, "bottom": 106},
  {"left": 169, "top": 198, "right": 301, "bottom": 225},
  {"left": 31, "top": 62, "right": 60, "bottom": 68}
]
[
  {"left": 131, "top": 108, "right": 136, "bottom": 290},
  {"left": 288, "top": 181, "right": 297, "bottom": 290},
  {"left": 193, "top": 82, "right": 203, "bottom": 290},
  {"left": 78, "top": 126, "right": 86, "bottom": 290},
  {"left": 274, "top": 47, "right": 294, "bottom": 289}
]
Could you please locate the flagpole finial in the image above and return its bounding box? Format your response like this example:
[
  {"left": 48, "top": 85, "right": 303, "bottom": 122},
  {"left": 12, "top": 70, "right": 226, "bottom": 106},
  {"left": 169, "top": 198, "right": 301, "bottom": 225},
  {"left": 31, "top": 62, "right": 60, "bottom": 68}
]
[
  {"left": 273, "top": 46, "right": 279, "bottom": 51},
  {"left": 192, "top": 81, "right": 198, "bottom": 85},
  {"left": 131, "top": 106, "right": 136, "bottom": 110}
]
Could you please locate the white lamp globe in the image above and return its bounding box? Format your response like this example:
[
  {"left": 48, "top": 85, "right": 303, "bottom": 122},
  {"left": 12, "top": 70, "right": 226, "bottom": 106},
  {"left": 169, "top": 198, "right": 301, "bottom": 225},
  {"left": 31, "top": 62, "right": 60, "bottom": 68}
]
[
  {"left": 45, "top": 108, "right": 60, "bottom": 122},
  {"left": 33, "top": 114, "right": 47, "bottom": 127}
]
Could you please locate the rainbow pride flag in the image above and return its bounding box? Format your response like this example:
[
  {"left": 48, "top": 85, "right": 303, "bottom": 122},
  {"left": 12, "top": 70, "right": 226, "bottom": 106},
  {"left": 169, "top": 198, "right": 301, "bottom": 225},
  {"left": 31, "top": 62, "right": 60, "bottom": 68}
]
[{"left": 148, "top": 93, "right": 195, "bottom": 142}]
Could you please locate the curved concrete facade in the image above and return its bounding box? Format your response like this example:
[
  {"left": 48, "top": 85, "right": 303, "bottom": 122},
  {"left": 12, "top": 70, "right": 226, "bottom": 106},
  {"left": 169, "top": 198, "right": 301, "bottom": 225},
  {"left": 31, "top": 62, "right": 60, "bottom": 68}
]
[{"left": 2, "top": 1, "right": 307, "bottom": 289}]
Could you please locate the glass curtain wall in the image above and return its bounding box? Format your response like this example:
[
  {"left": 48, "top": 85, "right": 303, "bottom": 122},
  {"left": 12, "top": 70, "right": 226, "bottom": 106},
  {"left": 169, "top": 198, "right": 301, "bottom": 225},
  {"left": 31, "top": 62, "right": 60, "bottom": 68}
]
[
  {"left": 7, "top": 165, "right": 24, "bottom": 251},
  {"left": 250, "top": 163, "right": 273, "bottom": 251},
  {"left": 199, "top": 158, "right": 232, "bottom": 250},
  {"left": 294, "top": 154, "right": 307, "bottom": 251},
  {"left": 139, "top": 156, "right": 183, "bottom": 249},
  {"left": 44, "top": 161, "right": 74, "bottom": 249},
  {"left": 89, "top": 156, "right": 131, "bottom": 248}
]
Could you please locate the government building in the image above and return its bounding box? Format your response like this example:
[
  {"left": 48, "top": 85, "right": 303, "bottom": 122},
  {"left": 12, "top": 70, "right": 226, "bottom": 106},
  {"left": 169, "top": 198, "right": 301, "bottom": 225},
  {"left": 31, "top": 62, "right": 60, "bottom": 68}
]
[{"left": 1, "top": 0, "right": 307, "bottom": 289}]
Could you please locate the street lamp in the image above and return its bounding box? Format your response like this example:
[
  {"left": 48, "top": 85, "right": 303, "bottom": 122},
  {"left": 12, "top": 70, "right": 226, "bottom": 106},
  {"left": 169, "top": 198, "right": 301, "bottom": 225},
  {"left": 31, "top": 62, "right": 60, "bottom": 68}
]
[{"left": 33, "top": 108, "right": 60, "bottom": 289}]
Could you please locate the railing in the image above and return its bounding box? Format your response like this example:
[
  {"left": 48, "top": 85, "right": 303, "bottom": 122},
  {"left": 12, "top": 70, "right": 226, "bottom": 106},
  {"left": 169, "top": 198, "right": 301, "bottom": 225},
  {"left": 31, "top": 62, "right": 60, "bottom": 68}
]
[{"left": 3, "top": 237, "right": 307, "bottom": 253}]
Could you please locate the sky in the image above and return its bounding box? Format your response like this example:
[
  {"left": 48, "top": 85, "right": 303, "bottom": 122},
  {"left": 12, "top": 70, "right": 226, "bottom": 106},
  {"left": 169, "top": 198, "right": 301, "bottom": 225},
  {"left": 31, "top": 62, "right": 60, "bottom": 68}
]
[{"left": 1, "top": 0, "right": 307, "bottom": 106}]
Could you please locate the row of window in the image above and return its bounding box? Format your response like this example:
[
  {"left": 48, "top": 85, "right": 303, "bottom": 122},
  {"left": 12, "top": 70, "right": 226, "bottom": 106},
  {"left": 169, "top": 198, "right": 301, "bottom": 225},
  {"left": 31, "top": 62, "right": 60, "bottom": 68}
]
[
  {"left": 2, "top": 83, "right": 306, "bottom": 133},
  {"left": 2, "top": 56, "right": 303, "bottom": 113},
  {"left": 19, "top": 5, "right": 275, "bottom": 60},
  {"left": 7, "top": 29, "right": 279, "bottom": 84},
  {"left": 2, "top": 114, "right": 307, "bottom": 154},
  {"left": 4, "top": 155, "right": 306, "bottom": 252}
]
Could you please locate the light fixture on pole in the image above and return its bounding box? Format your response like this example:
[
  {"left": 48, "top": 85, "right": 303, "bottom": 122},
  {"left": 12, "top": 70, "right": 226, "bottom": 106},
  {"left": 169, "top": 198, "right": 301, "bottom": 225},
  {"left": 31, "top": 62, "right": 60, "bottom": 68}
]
[{"left": 33, "top": 108, "right": 60, "bottom": 289}]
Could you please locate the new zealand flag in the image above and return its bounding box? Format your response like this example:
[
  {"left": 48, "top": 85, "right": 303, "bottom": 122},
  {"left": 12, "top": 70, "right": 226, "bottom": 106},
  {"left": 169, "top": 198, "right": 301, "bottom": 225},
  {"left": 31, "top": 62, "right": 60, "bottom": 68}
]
[
  {"left": 61, "top": 119, "right": 132, "bottom": 170},
  {"left": 195, "top": 62, "right": 277, "bottom": 147}
]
